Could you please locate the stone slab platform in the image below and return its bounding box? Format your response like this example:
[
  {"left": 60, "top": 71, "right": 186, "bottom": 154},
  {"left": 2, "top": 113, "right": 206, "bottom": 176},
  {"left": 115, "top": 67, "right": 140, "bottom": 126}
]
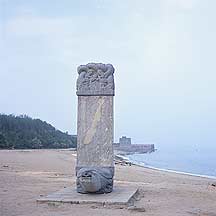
[{"left": 37, "top": 185, "right": 138, "bottom": 206}]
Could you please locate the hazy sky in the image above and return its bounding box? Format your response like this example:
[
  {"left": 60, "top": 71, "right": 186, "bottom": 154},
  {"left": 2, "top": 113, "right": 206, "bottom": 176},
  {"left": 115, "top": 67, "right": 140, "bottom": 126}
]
[{"left": 1, "top": 0, "right": 216, "bottom": 150}]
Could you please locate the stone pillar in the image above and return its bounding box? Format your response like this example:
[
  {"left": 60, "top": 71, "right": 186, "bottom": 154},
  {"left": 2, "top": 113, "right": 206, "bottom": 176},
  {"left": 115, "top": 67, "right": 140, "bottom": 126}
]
[{"left": 76, "top": 63, "right": 115, "bottom": 194}]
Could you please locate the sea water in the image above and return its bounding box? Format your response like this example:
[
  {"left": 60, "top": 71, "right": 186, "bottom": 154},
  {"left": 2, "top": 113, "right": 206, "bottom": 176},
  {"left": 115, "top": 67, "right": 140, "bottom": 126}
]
[{"left": 126, "top": 147, "right": 216, "bottom": 178}]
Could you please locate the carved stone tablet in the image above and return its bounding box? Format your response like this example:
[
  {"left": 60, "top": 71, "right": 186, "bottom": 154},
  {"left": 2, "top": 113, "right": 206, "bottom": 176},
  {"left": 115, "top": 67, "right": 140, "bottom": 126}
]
[
  {"left": 76, "top": 63, "right": 115, "bottom": 194},
  {"left": 76, "top": 63, "right": 115, "bottom": 96}
]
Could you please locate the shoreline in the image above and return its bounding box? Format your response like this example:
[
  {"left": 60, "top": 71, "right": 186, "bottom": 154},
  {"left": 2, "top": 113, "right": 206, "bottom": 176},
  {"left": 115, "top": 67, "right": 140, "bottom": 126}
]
[
  {"left": 116, "top": 153, "right": 216, "bottom": 180},
  {"left": 1, "top": 149, "right": 216, "bottom": 216},
  {"left": 1, "top": 149, "right": 215, "bottom": 180}
]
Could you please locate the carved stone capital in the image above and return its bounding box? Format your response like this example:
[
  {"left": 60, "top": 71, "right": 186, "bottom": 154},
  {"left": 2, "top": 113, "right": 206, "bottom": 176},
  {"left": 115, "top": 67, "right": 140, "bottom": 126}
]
[{"left": 76, "top": 63, "right": 115, "bottom": 96}]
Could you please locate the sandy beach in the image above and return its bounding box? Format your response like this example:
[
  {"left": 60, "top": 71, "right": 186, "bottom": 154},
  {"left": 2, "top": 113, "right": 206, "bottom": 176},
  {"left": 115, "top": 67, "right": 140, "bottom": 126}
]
[{"left": 0, "top": 149, "right": 216, "bottom": 216}]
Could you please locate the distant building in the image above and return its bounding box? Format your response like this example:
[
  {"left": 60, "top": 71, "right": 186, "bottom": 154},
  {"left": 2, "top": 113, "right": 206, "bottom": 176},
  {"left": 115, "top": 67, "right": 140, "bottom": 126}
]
[
  {"left": 119, "top": 136, "right": 131, "bottom": 146},
  {"left": 114, "top": 136, "right": 155, "bottom": 153}
]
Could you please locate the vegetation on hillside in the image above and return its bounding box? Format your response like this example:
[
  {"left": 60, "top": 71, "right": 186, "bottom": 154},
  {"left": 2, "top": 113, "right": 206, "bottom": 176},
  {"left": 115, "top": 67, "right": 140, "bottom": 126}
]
[{"left": 0, "top": 114, "right": 77, "bottom": 149}]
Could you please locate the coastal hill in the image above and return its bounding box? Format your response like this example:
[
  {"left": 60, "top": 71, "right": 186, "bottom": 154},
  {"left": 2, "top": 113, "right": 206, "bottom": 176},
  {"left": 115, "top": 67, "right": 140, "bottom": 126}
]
[{"left": 0, "top": 114, "right": 76, "bottom": 149}]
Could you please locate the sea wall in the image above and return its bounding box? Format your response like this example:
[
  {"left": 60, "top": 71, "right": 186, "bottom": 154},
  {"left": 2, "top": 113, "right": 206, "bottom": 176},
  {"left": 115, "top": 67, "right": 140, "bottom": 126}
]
[{"left": 113, "top": 143, "right": 155, "bottom": 153}]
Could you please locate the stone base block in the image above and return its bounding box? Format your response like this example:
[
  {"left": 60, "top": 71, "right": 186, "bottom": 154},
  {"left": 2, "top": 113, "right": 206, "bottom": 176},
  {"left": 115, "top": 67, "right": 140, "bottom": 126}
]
[{"left": 37, "top": 184, "right": 139, "bottom": 206}]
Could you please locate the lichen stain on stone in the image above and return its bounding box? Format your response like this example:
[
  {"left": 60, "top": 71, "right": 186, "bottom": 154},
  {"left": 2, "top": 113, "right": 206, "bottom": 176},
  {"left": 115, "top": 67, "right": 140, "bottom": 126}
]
[{"left": 83, "top": 97, "right": 105, "bottom": 144}]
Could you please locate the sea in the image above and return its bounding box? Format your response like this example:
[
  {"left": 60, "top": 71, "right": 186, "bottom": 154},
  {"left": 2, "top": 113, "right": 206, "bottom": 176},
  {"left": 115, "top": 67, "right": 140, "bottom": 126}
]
[{"left": 122, "top": 147, "right": 216, "bottom": 179}]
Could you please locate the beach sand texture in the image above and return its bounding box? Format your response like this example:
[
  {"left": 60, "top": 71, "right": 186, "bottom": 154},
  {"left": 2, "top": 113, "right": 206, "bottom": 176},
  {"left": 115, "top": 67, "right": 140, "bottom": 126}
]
[{"left": 0, "top": 149, "right": 216, "bottom": 216}]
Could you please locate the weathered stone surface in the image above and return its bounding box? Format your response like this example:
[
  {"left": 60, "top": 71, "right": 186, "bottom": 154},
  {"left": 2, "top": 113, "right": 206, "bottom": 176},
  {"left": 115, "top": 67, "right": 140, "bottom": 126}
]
[
  {"left": 76, "top": 96, "right": 114, "bottom": 193},
  {"left": 76, "top": 167, "right": 114, "bottom": 194},
  {"left": 77, "top": 96, "right": 114, "bottom": 167},
  {"left": 76, "top": 63, "right": 115, "bottom": 194},
  {"left": 76, "top": 63, "right": 115, "bottom": 96},
  {"left": 37, "top": 185, "right": 139, "bottom": 206}
]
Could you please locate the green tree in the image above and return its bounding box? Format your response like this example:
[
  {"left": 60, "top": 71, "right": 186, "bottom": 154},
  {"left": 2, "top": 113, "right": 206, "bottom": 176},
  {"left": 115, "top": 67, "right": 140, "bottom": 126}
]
[
  {"left": 0, "top": 134, "right": 8, "bottom": 148},
  {"left": 0, "top": 114, "right": 77, "bottom": 149}
]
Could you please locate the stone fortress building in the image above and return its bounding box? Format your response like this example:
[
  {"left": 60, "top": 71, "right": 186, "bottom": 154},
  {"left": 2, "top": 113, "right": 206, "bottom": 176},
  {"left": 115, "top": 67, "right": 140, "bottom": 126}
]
[{"left": 114, "top": 136, "right": 155, "bottom": 153}]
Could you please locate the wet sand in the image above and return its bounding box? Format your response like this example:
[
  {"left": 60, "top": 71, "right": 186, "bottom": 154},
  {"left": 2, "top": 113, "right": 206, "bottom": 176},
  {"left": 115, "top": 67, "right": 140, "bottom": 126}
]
[{"left": 0, "top": 149, "right": 216, "bottom": 216}]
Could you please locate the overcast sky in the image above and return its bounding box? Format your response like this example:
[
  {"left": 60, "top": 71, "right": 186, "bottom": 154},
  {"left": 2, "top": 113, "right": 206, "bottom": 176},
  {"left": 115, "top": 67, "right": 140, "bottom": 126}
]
[{"left": 1, "top": 0, "right": 216, "bottom": 150}]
